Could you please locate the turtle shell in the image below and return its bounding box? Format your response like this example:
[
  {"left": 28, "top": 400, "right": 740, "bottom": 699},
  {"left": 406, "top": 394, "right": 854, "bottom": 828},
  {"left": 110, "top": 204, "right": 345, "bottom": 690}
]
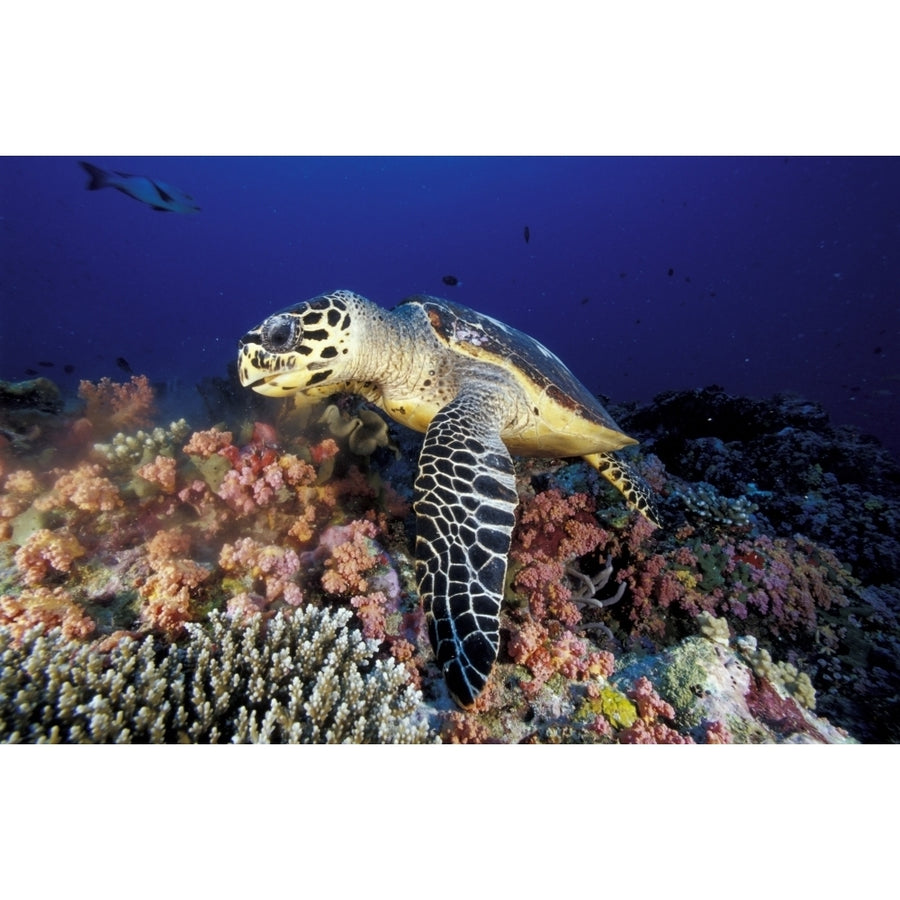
[{"left": 398, "top": 295, "right": 635, "bottom": 455}]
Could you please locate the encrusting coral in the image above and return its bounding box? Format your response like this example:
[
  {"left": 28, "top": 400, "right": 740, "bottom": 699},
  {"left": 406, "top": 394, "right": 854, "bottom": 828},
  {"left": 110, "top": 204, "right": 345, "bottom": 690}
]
[{"left": 0, "top": 607, "right": 433, "bottom": 743}]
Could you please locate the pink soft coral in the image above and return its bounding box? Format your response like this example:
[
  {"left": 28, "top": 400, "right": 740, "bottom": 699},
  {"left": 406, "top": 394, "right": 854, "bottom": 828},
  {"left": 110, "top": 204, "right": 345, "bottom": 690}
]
[
  {"left": 511, "top": 489, "right": 610, "bottom": 626},
  {"left": 219, "top": 536, "right": 303, "bottom": 606}
]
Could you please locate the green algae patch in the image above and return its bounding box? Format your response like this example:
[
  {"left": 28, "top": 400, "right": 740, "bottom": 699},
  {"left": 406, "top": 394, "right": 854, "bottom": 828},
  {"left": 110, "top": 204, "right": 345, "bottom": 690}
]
[
  {"left": 659, "top": 636, "right": 722, "bottom": 728},
  {"left": 575, "top": 684, "right": 637, "bottom": 729}
]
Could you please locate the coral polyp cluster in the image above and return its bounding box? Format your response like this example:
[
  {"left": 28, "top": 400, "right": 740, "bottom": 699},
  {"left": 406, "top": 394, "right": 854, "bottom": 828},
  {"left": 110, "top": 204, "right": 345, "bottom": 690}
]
[{"left": 1, "top": 375, "right": 898, "bottom": 742}]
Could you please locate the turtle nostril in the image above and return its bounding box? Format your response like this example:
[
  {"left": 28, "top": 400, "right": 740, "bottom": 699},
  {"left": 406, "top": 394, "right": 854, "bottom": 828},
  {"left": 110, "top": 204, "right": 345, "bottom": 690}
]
[{"left": 261, "top": 315, "right": 300, "bottom": 352}]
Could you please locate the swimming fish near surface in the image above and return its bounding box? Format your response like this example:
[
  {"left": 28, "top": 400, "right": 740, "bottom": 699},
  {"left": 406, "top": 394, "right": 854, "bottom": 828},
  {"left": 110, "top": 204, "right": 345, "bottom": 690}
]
[
  {"left": 442, "top": 275, "right": 460, "bottom": 286},
  {"left": 524, "top": 224, "right": 530, "bottom": 243},
  {"left": 79, "top": 161, "right": 200, "bottom": 214},
  {"left": 116, "top": 356, "right": 134, "bottom": 375}
]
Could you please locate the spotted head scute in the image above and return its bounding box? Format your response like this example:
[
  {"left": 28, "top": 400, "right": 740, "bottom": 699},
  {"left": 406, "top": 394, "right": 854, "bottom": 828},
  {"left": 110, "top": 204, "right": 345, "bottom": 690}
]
[{"left": 238, "top": 290, "right": 359, "bottom": 397}]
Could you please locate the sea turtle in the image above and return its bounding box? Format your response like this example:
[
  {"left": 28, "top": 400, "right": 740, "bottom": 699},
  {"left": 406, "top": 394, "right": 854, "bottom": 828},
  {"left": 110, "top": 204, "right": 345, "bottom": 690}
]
[{"left": 237, "top": 289, "right": 658, "bottom": 707}]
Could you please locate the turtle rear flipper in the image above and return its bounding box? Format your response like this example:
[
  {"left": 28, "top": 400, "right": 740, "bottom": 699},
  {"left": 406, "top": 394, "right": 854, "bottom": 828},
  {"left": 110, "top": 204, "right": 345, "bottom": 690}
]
[
  {"left": 414, "top": 382, "right": 518, "bottom": 707},
  {"left": 585, "top": 450, "right": 661, "bottom": 527}
]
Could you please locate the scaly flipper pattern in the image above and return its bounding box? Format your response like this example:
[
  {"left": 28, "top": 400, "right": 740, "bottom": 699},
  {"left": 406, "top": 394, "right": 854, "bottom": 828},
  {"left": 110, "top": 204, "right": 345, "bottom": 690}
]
[
  {"left": 584, "top": 451, "right": 661, "bottom": 527},
  {"left": 413, "top": 382, "right": 518, "bottom": 707}
]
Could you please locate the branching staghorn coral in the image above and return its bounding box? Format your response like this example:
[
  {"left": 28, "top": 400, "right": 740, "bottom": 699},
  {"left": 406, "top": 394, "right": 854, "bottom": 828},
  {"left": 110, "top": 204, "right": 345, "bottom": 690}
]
[{"left": 0, "top": 606, "right": 433, "bottom": 743}]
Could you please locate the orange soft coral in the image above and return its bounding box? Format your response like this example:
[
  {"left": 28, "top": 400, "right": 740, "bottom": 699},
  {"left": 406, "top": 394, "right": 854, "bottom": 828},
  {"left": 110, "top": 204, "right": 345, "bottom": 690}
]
[
  {"left": 136, "top": 455, "right": 178, "bottom": 494},
  {"left": 183, "top": 427, "right": 234, "bottom": 458},
  {"left": 137, "top": 528, "right": 210, "bottom": 637},
  {"left": 318, "top": 519, "right": 380, "bottom": 595},
  {"left": 0, "top": 468, "right": 41, "bottom": 520},
  {"left": 0, "top": 586, "right": 95, "bottom": 642},
  {"left": 34, "top": 463, "right": 122, "bottom": 513},
  {"left": 14, "top": 528, "right": 86, "bottom": 586},
  {"left": 78, "top": 375, "right": 156, "bottom": 437}
]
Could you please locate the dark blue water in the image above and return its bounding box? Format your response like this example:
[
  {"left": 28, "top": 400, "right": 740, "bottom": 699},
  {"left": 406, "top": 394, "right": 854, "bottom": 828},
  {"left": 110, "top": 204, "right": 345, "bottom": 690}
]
[{"left": 2, "top": 157, "right": 898, "bottom": 457}]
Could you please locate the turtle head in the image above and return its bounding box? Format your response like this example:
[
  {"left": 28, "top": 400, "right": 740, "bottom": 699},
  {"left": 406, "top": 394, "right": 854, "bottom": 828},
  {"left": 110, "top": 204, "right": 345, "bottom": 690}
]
[{"left": 238, "top": 290, "right": 364, "bottom": 398}]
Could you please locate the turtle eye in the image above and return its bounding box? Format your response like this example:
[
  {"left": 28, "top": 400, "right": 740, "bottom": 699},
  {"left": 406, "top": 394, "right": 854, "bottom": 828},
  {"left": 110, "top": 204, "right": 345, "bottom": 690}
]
[{"left": 261, "top": 314, "right": 300, "bottom": 352}]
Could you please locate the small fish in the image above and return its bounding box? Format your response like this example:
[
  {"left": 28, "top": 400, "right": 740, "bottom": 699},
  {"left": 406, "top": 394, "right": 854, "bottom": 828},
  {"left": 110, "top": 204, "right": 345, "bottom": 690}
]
[
  {"left": 63, "top": 364, "right": 75, "bottom": 374},
  {"left": 24, "top": 368, "right": 38, "bottom": 376},
  {"left": 580, "top": 297, "right": 590, "bottom": 305},
  {"left": 442, "top": 275, "right": 460, "bottom": 287},
  {"left": 524, "top": 225, "right": 530, "bottom": 244},
  {"left": 79, "top": 161, "right": 200, "bottom": 214},
  {"left": 667, "top": 268, "right": 674, "bottom": 277},
  {"left": 38, "top": 361, "right": 54, "bottom": 367},
  {"left": 116, "top": 356, "right": 134, "bottom": 374}
]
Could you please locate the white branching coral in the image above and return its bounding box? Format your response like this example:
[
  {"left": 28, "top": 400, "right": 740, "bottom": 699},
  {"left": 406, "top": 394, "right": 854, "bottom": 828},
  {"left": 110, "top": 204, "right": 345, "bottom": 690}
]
[
  {"left": 92, "top": 419, "right": 191, "bottom": 473},
  {"left": 677, "top": 480, "right": 757, "bottom": 530},
  {"left": 0, "top": 606, "right": 433, "bottom": 743}
]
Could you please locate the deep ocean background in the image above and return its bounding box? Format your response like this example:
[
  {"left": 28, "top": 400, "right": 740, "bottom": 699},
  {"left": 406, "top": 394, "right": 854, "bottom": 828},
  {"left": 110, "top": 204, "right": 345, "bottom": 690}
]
[{"left": 1, "top": 156, "right": 898, "bottom": 458}]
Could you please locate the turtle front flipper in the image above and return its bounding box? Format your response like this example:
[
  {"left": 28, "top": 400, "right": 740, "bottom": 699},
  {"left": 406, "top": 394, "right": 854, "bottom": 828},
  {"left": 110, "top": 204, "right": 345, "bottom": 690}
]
[{"left": 413, "top": 382, "right": 518, "bottom": 707}]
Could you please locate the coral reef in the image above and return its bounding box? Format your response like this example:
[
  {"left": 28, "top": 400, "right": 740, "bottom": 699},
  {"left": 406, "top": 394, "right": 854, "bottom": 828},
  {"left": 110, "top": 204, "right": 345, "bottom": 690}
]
[
  {"left": 0, "top": 373, "right": 897, "bottom": 743},
  {"left": 0, "top": 607, "right": 432, "bottom": 743}
]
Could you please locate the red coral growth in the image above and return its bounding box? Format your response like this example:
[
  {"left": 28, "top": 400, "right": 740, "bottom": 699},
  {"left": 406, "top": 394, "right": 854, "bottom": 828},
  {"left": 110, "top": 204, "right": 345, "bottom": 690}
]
[
  {"left": 511, "top": 489, "right": 609, "bottom": 625},
  {"left": 745, "top": 674, "right": 824, "bottom": 741},
  {"left": 78, "top": 375, "right": 155, "bottom": 437},
  {"left": 704, "top": 720, "right": 734, "bottom": 744},
  {"left": 619, "top": 720, "right": 694, "bottom": 744},
  {"left": 617, "top": 676, "right": 695, "bottom": 744},
  {"left": 507, "top": 615, "right": 615, "bottom": 696},
  {"left": 136, "top": 455, "right": 177, "bottom": 494},
  {"left": 441, "top": 711, "right": 495, "bottom": 744},
  {"left": 14, "top": 528, "right": 85, "bottom": 586},
  {"left": 213, "top": 427, "right": 298, "bottom": 518},
  {"left": 627, "top": 675, "right": 676, "bottom": 722},
  {"left": 0, "top": 587, "right": 95, "bottom": 642},
  {"left": 34, "top": 463, "right": 122, "bottom": 513},
  {"left": 310, "top": 438, "right": 340, "bottom": 466}
]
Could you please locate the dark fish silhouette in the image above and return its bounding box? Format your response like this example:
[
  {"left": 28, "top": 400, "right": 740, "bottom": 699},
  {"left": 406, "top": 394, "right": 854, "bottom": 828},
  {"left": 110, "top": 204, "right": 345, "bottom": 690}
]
[
  {"left": 524, "top": 225, "right": 530, "bottom": 244},
  {"left": 38, "top": 361, "right": 54, "bottom": 367},
  {"left": 442, "top": 275, "right": 460, "bottom": 287},
  {"left": 64, "top": 364, "right": 75, "bottom": 374},
  {"left": 24, "top": 368, "right": 38, "bottom": 376},
  {"left": 668, "top": 268, "right": 674, "bottom": 277},
  {"left": 116, "top": 356, "right": 134, "bottom": 374},
  {"left": 80, "top": 161, "right": 200, "bottom": 214}
]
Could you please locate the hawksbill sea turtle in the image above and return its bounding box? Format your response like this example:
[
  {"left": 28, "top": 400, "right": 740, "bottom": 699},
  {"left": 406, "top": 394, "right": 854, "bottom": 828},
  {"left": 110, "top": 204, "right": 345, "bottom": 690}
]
[{"left": 237, "top": 289, "right": 658, "bottom": 708}]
